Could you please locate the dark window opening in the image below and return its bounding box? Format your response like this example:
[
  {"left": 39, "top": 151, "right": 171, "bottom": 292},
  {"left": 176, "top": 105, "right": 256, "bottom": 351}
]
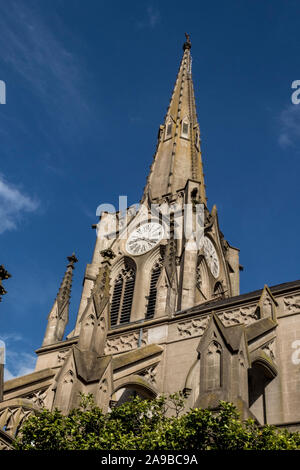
[
  {"left": 146, "top": 264, "right": 162, "bottom": 319},
  {"left": 110, "top": 260, "right": 136, "bottom": 327}
]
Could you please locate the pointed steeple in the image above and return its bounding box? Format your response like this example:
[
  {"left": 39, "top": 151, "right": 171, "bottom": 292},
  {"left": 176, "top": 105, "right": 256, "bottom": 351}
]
[
  {"left": 42, "top": 253, "right": 78, "bottom": 346},
  {"left": 144, "top": 34, "right": 207, "bottom": 204}
]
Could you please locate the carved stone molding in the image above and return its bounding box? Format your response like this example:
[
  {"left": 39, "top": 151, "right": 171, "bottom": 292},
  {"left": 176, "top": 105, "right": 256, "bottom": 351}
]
[
  {"left": 239, "top": 350, "right": 245, "bottom": 368},
  {"left": 63, "top": 370, "right": 74, "bottom": 384},
  {"left": 57, "top": 349, "right": 70, "bottom": 364},
  {"left": 139, "top": 365, "right": 158, "bottom": 385},
  {"left": 218, "top": 306, "right": 259, "bottom": 326},
  {"left": 177, "top": 316, "right": 209, "bottom": 338},
  {"left": 263, "top": 297, "right": 273, "bottom": 317},
  {"left": 0, "top": 406, "right": 34, "bottom": 438},
  {"left": 261, "top": 339, "right": 276, "bottom": 362},
  {"left": 105, "top": 331, "right": 148, "bottom": 354},
  {"left": 25, "top": 390, "right": 47, "bottom": 408},
  {"left": 0, "top": 438, "right": 12, "bottom": 450},
  {"left": 283, "top": 295, "right": 300, "bottom": 315},
  {"left": 99, "top": 378, "right": 108, "bottom": 394}
]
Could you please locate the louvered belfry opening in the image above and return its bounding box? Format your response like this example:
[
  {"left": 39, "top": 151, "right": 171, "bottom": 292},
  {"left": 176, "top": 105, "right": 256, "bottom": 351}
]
[
  {"left": 110, "top": 258, "right": 136, "bottom": 327},
  {"left": 146, "top": 261, "right": 162, "bottom": 319},
  {"left": 110, "top": 275, "right": 123, "bottom": 326},
  {"left": 119, "top": 270, "right": 135, "bottom": 324}
]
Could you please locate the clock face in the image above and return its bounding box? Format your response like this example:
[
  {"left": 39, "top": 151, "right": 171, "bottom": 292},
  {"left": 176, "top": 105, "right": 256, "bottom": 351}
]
[
  {"left": 126, "top": 222, "right": 164, "bottom": 256},
  {"left": 203, "top": 236, "right": 220, "bottom": 278}
]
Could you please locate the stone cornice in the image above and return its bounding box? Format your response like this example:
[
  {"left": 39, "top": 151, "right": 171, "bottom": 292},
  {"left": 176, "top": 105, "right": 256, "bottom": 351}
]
[
  {"left": 3, "top": 368, "right": 56, "bottom": 393},
  {"left": 35, "top": 337, "right": 78, "bottom": 355}
]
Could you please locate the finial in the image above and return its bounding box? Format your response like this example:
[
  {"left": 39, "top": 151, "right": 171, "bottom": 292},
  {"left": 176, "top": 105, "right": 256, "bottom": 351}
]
[
  {"left": 183, "top": 32, "right": 191, "bottom": 51},
  {"left": 67, "top": 253, "right": 78, "bottom": 269}
]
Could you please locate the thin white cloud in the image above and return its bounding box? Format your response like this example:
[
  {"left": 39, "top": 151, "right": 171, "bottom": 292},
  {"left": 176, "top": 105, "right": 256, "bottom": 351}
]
[
  {"left": 4, "top": 368, "right": 15, "bottom": 381},
  {"left": 147, "top": 6, "right": 161, "bottom": 28},
  {"left": 0, "top": 174, "right": 39, "bottom": 234},
  {"left": 4, "top": 352, "right": 36, "bottom": 381},
  {"left": 137, "top": 6, "right": 161, "bottom": 29},
  {"left": 0, "top": 333, "right": 36, "bottom": 381},
  {"left": 0, "top": 1, "right": 90, "bottom": 129},
  {"left": 278, "top": 104, "right": 300, "bottom": 148},
  {"left": 0, "top": 333, "right": 23, "bottom": 342}
]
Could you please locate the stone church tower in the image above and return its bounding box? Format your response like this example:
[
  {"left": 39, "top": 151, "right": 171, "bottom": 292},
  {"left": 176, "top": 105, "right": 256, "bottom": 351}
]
[{"left": 1, "top": 35, "right": 300, "bottom": 448}]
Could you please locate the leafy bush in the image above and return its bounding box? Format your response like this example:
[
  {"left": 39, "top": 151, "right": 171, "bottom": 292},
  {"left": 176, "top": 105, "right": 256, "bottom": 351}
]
[{"left": 14, "top": 393, "right": 300, "bottom": 450}]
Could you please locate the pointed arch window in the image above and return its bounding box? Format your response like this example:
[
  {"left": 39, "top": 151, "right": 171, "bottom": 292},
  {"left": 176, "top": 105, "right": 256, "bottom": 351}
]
[
  {"left": 110, "top": 259, "right": 136, "bottom": 327},
  {"left": 213, "top": 281, "right": 224, "bottom": 300},
  {"left": 206, "top": 341, "right": 222, "bottom": 390},
  {"left": 146, "top": 261, "right": 162, "bottom": 319},
  {"left": 181, "top": 117, "right": 189, "bottom": 138},
  {"left": 196, "top": 256, "right": 211, "bottom": 302},
  {"left": 165, "top": 117, "right": 173, "bottom": 140}
]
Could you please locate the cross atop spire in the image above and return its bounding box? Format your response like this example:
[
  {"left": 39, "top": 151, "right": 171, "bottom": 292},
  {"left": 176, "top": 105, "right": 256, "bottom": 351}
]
[
  {"left": 183, "top": 32, "right": 191, "bottom": 50},
  {"left": 67, "top": 253, "right": 78, "bottom": 269}
]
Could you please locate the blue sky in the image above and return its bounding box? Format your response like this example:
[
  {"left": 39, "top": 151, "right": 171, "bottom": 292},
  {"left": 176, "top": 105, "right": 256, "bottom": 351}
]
[{"left": 1, "top": 0, "right": 300, "bottom": 379}]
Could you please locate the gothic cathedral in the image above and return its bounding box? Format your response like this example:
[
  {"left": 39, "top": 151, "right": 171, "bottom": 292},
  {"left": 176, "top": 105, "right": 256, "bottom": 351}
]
[{"left": 1, "top": 36, "right": 300, "bottom": 449}]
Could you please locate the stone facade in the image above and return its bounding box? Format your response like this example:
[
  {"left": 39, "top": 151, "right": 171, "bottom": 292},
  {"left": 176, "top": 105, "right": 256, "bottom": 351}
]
[{"left": 1, "top": 37, "right": 300, "bottom": 445}]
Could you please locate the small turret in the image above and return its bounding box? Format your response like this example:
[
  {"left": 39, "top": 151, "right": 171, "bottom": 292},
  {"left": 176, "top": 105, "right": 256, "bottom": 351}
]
[{"left": 42, "top": 253, "right": 78, "bottom": 346}]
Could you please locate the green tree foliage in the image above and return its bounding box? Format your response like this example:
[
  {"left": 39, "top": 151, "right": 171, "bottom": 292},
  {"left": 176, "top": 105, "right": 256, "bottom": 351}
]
[{"left": 14, "top": 393, "right": 300, "bottom": 450}]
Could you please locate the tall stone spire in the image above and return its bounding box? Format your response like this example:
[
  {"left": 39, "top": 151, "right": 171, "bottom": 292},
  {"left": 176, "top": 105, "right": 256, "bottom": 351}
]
[
  {"left": 144, "top": 34, "right": 207, "bottom": 204},
  {"left": 42, "top": 253, "right": 78, "bottom": 346}
]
